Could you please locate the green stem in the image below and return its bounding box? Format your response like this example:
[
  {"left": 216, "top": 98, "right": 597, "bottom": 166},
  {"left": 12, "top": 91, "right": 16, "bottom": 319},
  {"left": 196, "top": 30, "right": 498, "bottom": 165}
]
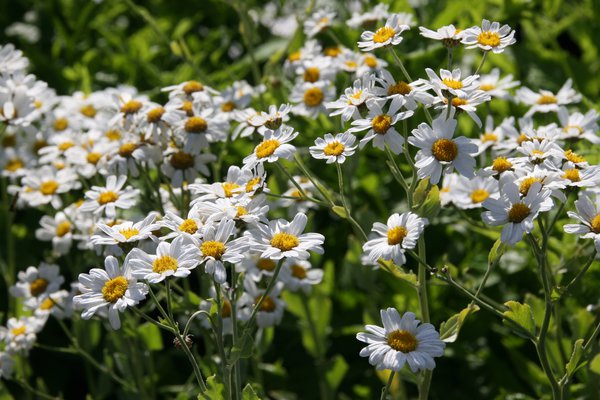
[
  {"left": 300, "top": 292, "right": 329, "bottom": 399},
  {"left": 380, "top": 371, "right": 396, "bottom": 400},
  {"left": 293, "top": 155, "right": 337, "bottom": 205},
  {"left": 14, "top": 379, "right": 61, "bottom": 400},
  {"left": 474, "top": 51, "right": 489, "bottom": 75},
  {"left": 416, "top": 236, "right": 431, "bottom": 400},
  {"left": 562, "top": 251, "right": 597, "bottom": 294},
  {"left": 244, "top": 260, "right": 284, "bottom": 331},
  {"left": 336, "top": 162, "right": 368, "bottom": 241},
  {"left": 275, "top": 161, "right": 325, "bottom": 205},
  {"left": 390, "top": 48, "right": 432, "bottom": 124}
]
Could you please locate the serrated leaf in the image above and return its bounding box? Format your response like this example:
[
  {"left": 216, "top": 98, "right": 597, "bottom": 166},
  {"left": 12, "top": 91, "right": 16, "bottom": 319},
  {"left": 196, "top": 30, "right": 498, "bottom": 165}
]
[
  {"left": 565, "top": 339, "right": 584, "bottom": 378},
  {"left": 418, "top": 184, "right": 440, "bottom": 220},
  {"left": 241, "top": 384, "right": 261, "bottom": 400},
  {"left": 503, "top": 301, "right": 536, "bottom": 338},
  {"left": 439, "top": 305, "right": 479, "bottom": 343},
  {"left": 204, "top": 375, "right": 225, "bottom": 400},
  {"left": 590, "top": 353, "right": 600, "bottom": 375}
]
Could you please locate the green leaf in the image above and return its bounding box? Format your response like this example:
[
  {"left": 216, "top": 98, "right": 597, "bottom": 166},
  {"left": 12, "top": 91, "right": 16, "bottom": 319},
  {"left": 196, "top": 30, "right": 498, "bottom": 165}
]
[
  {"left": 204, "top": 375, "right": 225, "bottom": 400},
  {"left": 439, "top": 305, "right": 479, "bottom": 343},
  {"left": 377, "top": 260, "right": 417, "bottom": 286},
  {"left": 565, "top": 339, "right": 585, "bottom": 378},
  {"left": 229, "top": 332, "right": 254, "bottom": 362},
  {"left": 412, "top": 178, "right": 429, "bottom": 206},
  {"left": 488, "top": 239, "right": 506, "bottom": 266},
  {"left": 137, "top": 322, "right": 164, "bottom": 351},
  {"left": 241, "top": 384, "right": 261, "bottom": 400},
  {"left": 331, "top": 205, "right": 348, "bottom": 219},
  {"left": 325, "top": 355, "right": 349, "bottom": 392},
  {"left": 590, "top": 353, "right": 600, "bottom": 375},
  {"left": 418, "top": 185, "right": 441, "bottom": 220},
  {"left": 502, "top": 301, "right": 536, "bottom": 338}
]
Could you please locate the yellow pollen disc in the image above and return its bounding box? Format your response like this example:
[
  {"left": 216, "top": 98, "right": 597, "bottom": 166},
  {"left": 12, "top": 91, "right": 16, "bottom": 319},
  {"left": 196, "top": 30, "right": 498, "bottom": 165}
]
[
  {"left": 201, "top": 240, "right": 226, "bottom": 260},
  {"left": 181, "top": 100, "right": 194, "bottom": 116},
  {"left": 516, "top": 133, "right": 530, "bottom": 145},
  {"left": 324, "top": 46, "right": 341, "bottom": 57},
  {"left": 246, "top": 177, "right": 261, "bottom": 192},
  {"left": 288, "top": 51, "right": 301, "bottom": 62},
  {"left": 2, "top": 134, "right": 16, "bottom": 147},
  {"left": 373, "top": 26, "right": 396, "bottom": 43},
  {"left": 431, "top": 138, "right": 458, "bottom": 162},
  {"left": 318, "top": 17, "right": 329, "bottom": 24},
  {"left": 364, "top": 55, "right": 378, "bottom": 68},
  {"left": 236, "top": 206, "right": 247, "bottom": 217},
  {"left": 183, "top": 81, "right": 204, "bottom": 95},
  {"left": 86, "top": 152, "right": 102, "bottom": 165},
  {"left": 11, "top": 326, "right": 27, "bottom": 336},
  {"left": 508, "top": 203, "right": 531, "bottom": 223},
  {"left": 590, "top": 214, "right": 600, "bottom": 234},
  {"left": 98, "top": 191, "right": 119, "bottom": 205},
  {"left": 34, "top": 100, "right": 42, "bottom": 109},
  {"left": 270, "top": 232, "right": 299, "bottom": 251},
  {"left": 255, "top": 295, "right": 276, "bottom": 312},
  {"left": 563, "top": 168, "right": 580, "bottom": 182},
  {"left": 470, "top": 189, "right": 489, "bottom": 203},
  {"left": 106, "top": 130, "right": 121, "bottom": 141},
  {"left": 564, "top": 150, "right": 585, "bottom": 164},
  {"left": 477, "top": 31, "right": 501, "bottom": 47},
  {"left": 120, "top": 100, "right": 143, "bottom": 114},
  {"left": 55, "top": 221, "right": 72, "bottom": 237},
  {"left": 40, "top": 297, "right": 55, "bottom": 310},
  {"left": 303, "top": 67, "right": 320, "bottom": 83},
  {"left": 30, "top": 278, "right": 49, "bottom": 296},
  {"left": 147, "top": 106, "right": 165, "bottom": 123},
  {"left": 452, "top": 98, "right": 468, "bottom": 107},
  {"left": 371, "top": 114, "right": 392, "bottom": 135},
  {"left": 349, "top": 90, "right": 363, "bottom": 102},
  {"left": 221, "top": 300, "right": 232, "bottom": 318},
  {"left": 170, "top": 151, "right": 195, "bottom": 170},
  {"left": 387, "top": 226, "right": 408, "bottom": 245},
  {"left": 5, "top": 158, "right": 24, "bottom": 172},
  {"left": 152, "top": 255, "right": 178, "bottom": 274},
  {"left": 531, "top": 150, "right": 545, "bottom": 157},
  {"left": 481, "top": 132, "right": 497, "bottom": 142},
  {"left": 345, "top": 60, "right": 358, "bottom": 69},
  {"left": 40, "top": 180, "right": 59, "bottom": 195},
  {"left": 442, "top": 78, "right": 463, "bottom": 90},
  {"left": 80, "top": 105, "right": 97, "bottom": 118},
  {"left": 387, "top": 329, "right": 418, "bottom": 353},
  {"left": 58, "top": 141, "right": 74, "bottom": 152},
  {"left": 519, "top": 177, "right": 541, "bottom": 195},
  {"left": 185, "top": 116, "right": 208, "bottom": 133},
  {"left": 323, "top": 141, "right": 345, "bottom": 156},
  {"left": 118, "top": 142, "right": 137, "bottom": 158},
  {"left": 290, "top": 189, "right": 303, "bottom": 199},
  {"left": 387, "top": 81, "right": 412, "bottom": 96},
  {"left": 255, "top": 139, "right": 280, "bottom": 159},
  {"left": 119, "top": 227, "right": 139, "bottom": 240},
  {"left": 537, "top": 95, "right": 557, "bottom": 105},
  {"left": 221, "top": 101, "right": 236, "bottom": 112},
  {"left": 102, "top": 276, "right": 128, "bottom": 303},
  {"left": 54, "top": 161, "right": 65, "bottom": 170},
  {"left": 222, "top": 182, "right": 241, "bottom": 198},
  {"left": 53, "top": 118, "right": 69, "bottom": 131},
  {"left": 492, "top": 157, "right": 512, "bottom": 173},
  {"left": 303, "top": 87, "right": 324, "bottom": 107},
  {"left": 257, "top": 258, "right": 276, "bottom": 271},
  {"left": 291, "top": 264, "right": 307, "bottom": 279},
  {"left": 480, "top": 83, "right": 496, "bottom": 91},
  {"left": 179, "top": 219, "right": 198, "bottom": 234},
  {"left": 563, "top": 125, "right": 584, "bottom": 134}
]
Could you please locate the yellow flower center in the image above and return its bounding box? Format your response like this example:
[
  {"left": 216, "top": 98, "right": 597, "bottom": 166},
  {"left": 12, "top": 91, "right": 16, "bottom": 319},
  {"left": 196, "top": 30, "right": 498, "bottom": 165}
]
[
  {"left": 537, "top": 95, "right": 557, "bottom": 105},
  {"left": 102, "top": 276, "right": 129, "bottom": 303},
  {"left": 40, "top": 180, "right": 59, "bottom": 195},
  {"left": 222, "top": 182, "right": 241, "bottom": 198},
  {"left": 431, "top": 138, "right": 458, "bottom": 162},
  {"left": 178, "top": 219, "right": 198, "bottom": 234},
  {"left": 120, "top": 100, "right": 143, "bottom": 114},
  {"left": 40, "top": 297, "right": 56, "bottom": 310},
  {"left": 324, "top": 46, "right": 341, "bottom": 57},
  {"left": 58, "top": 141, "right": 74, "bottom": 151},
  {"left": 11, "top": 326, "right": 27, "bottom": 336},
  {"left": 34, "top": 100, "right": 42, "bottom": 109},
  {"left": 481, "top": 132, "right": 497, "bottom": 143},
  {"left": 452, "top": 98, "right": 468, "bottom": 107},
  {"left": 181, "top": 100, "right": 194, "bottom": 116},
  {"left": 591, "top": 214, "right": 600, "bottom": 234},
  {"left": 373, "top": 26, "right": 396, "bottom": 43},
  {"left": 184, "top": 116, "right": 208, "bottom": 133},
  {"left": 519, "top": 177, "right": 541, "bottom": 195},
  {"left": 221, "top": 101, "right": 236, "bottom": 112},
  {"left": 563, "top": 125, "right": 584, "bottom": 134},
  {"left": 183, "top": 81, "right": 204, "bottom": 95},
  {"left": 564, "top": 150, "right": 585, "bottom": 164},
  {"left": 480, "top": 83, "right": 496, "bottom": 91},
  {"left": 303, "top": 67, "right": 320, "bottom": 83},
  {"left": 508, "top": 203, "right": 531, "bottom": 223},
  {"left": 371, "top": 114, "right": 392, "bottom": 135},
  {"left": 86, "top": 152, "right": 102, "bottom": 165},
  {"left": 288, "top": 51, "right": 301, "bottom": 62},
  {"left": 303, "top": 87, "right": 324, "bottom": 107},
  {"left": 55, "top": 221, "right": 72, "bottom": 237},
  {"left": 80, "top": 105, "right": 97, "bottom": 118},
  {"left": 118, "top": 142, "right": 137, "bottom": 158},
  {"left": 364, "top": 55, "right": 378, "bottom": 68},
  {"left": 255, "top": 139, "right": 281, "bottom": 159},
  {"left": 257, "top": 258, "right": 276, "bottom": 271},
  {"left": 442, "top": 78, "right": 463, "bottom": 90},
  {"left": 106, "top": 130, "right": 121, "bottom": 141},
  {"left": 5, "top": 158, "right": 23, "bottom": 172},
  {"left": 477, "top": 31, "right": 501, "bottom": 47},
  {"left": 255, "top": 295, "right": 276, "bottom": 312},
  {"left": 470, "top": 189, "right": 489, "bottom": 204},
  {"left": 200, "top": 240, "right": 226, "bottom": 260},
  {"left": 270, "top": 232, "right": 299, "bottom": 251},
  {"left": 236, "top": 206, "right": 247, "bottom": 218},
  {"left": 563, "top": 168, "right": 580, "bottom": 182},
  {"left": 170, "top": 151, "right": 195, "bottom": 170},
  {"left": 30, "top": 278, "right": 49, "bottom": 296},
  {"left": 152, "top": 255, "right": 178, "bottom": 274},
  {"left": 246, "top": 177, "right": 261, "bottom": 192},
  {"left": 119, "top": 227, "right": 140, "bottom": 240},
  {"left": 291, "top": 264, "right": 307, "bottom": 279},
  {"left": 98, "top": 191, "right": 119, "bottom": 204},
  {"left": 387, "top": 329, "right": 418, "bottom": 353},
  {"left": 387, "top": 81, "right": 412, "bottom": 96},
  {"left": 147, "top": 106, "right": 165, "bottom": 123},
  {"left": 323, "top": 141, "right": 345, "bottom": 156},
  {"left": 517, "top": 133, "right": 530, "bottom": 145},
  {"left": 387, "top": 226, "right": 408, "bottom": 245},
  {"left": 53, "top": 118, "right": 69, "bottom": 131},
  {"left": 345, "top": 60, "right": 358, "bottom": 69}
]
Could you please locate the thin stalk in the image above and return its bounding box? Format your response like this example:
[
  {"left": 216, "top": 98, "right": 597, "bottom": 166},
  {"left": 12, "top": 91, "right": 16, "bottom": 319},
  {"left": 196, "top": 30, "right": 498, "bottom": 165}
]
[
  {"left": 213, "top": 281, "right": 232, "bottom": 400},
  {"left": 380, "top": 371, "right": 396, "bottom": 400},
  {"left": 244, "top": 260, "right": 284, "bottom": 331},
  {"left": 474, "top": 51, "right": 489, "bottom": 75},
  {"left": 562, "top": 251, "right": 597, "bottom": 294},
  {"left": 390, "top": 48, "right": 432, "bottom": 124},
  {"left": 300, "top": 291, "right": 329, "bottom": 399},
  {"left": 293, "top": 155, "right": 337, "bottom": 206},
  {"left": 336, "top": 162, "right": 368, "bottom": 241},
  {"left": 264, "top": 191, "right": 328, "bottom": 206},
  {"left": 416, "top": 236, "right": 431, "bottom": 400},
  {"left": 14, "top": 379, "right": 61, "bottom": 400}
]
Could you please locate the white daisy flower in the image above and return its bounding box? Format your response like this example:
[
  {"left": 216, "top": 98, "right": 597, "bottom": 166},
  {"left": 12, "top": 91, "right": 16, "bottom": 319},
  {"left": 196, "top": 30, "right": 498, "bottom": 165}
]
[
  {"left": 433, "top": 90, "right": 491, "bottom": 127},
  {"left": 90, "top": 213, "right": 160, "bottom": 256},
  {"left": 451, "top": 174, "right": 500, "bottom": 210},
  {"left": 35, "top": 211, "right": 73, "bottom": 256},
  {"left": 236, "top": 254, "right": 280, "bottom": 282},
  {"left": 350, "top": 97, "right": 414, "bottom": 154},
  {"left": 560, "top": 163, "right": 600, "bottom": 189},
  {"left": 158, "top": 210, "right": 204, "bottom": 242},
  {"left": 425, "top": 68, "right": 480, "bottom": 99},
  {"left": 482, "top": 179, "right": 553, "bottom": 245},
  {"left": 34, "top": 289, "right": 72, "bottom": 319},
  {"left": 309, "top": 132, "right": 357, "bottom": 164},
  {"left": 242, "top": 126, "right": 298, "bottom": 167},
  {"left": 248, "top": 213, "right": 324, "bottom": 261},
  {"left": 279, "top": 258, "right": 323, "bottom": 294},
  {"left": 356, "top": 309, "right": 445, "bottom": 372},
  {"left": 0, "top": 43, "right": 29, "bottom": 73},
  {"left": 372, "top": 69, "right": 434, "bottom": 109},
  {"left": 161, "top": 148, "right": 216, "bottom": 187},
  {"left": 516, "top": 139, "right": 564, "bottom": 169},
  {"left": 10, "top": 263, "right": 64, "bottom": 308},
  {"left": 325, "top": 75, "right": 376, "bottom": 121},
  {"left": 289, "top": 80, "right": 336, "bottom": 118},
  {"left": 73, "top": 255, "right": 148, "bottom": 330},
  {"left": 129, "top": 235, "right": 200, "bottom": 283},
  {"left": 19, "top": 165, "right": 79, "bottom": 208},
  {"left": 79, "top": 175, "right": 139, "bottom": 219},
  {"left": 346, "top": 4, "right": 389, "bottom": 29},
  {"left": 418, "top": 24, "right": 464, "bottom": 47},
  {"left": 246, "top": 104, "right": 292, "bottom": 135},
  {"left": 238, "top": 279, "right": 285, "bottom": 328},
  {"left": 478, "top": 68, "right": 520, "bottom": 99},
  {"left": 163, "top": 105, "right": 228, "bottom": 152},
  {"left": 193, "top": 194, "right": 269, "bottom": 226},
  {"left": 304, "top": 9, "right": 335, "bottom": 38},
  {"left": 461, "top": 19, "right": 516, "bottom": 53},
  {"left": 0, "top": 316, "right": 45, "bottom": 354},
  {"left": 0, "top": 352, "right": 14, "bottom": 379},
  {"left": 409, "top": 116, "right": 478, "bottom": 185},
  {"left": 564, "top": 193, "right": 600, "bottom": 246},
  {"left": 358, "top": 14, "right": 410, "bottom": 52},
  {"left": 516, "top": 79, "right": 581, "bottom": 117},
  {"left": 557, "top": 107, "right": 600, "bottom": 144},
  {"left": 198, "top": 219, "right": 248, "bottom": 284},
  {"left": 161, "top": 80, "right": 218, "bottom": 102},
  {"left": 362, "top": 212, "right": 427, "bottom": 266}
]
